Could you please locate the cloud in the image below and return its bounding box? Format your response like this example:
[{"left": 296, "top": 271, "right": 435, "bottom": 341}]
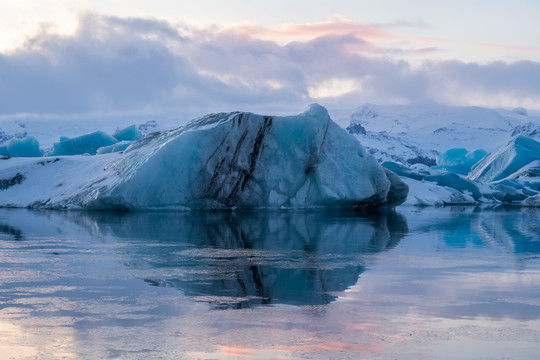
[
  {"left": 0, "top": 13, "right": 539, "bottom": 117},
  {"left": 0, "top": 14, "right": 309, "bottom": 115},
  {"left": 230, "top": 17, "right": 396, "bottom": 42}
]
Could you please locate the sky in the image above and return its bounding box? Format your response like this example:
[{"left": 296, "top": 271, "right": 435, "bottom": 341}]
[{"left": 1, "top": 0, "right": 540, "bottom": 117}]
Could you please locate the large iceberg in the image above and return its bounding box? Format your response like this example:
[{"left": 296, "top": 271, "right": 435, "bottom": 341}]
[
  {"left": 0, "top": 105, "right": 408, "bottom": 210},
  {"left": 469, "top": 136, "right": 540, "bottom": 182}
]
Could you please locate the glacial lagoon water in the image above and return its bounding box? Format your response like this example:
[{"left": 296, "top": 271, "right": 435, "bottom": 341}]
[{"left": 0, "top": 207, "right": 539, "bottom": 359}]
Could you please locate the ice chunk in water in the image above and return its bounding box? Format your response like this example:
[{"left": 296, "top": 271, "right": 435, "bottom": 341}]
[
  {"left": 522, "top": 193, "right": 540, "bottom": 207},
  {"left": 48, "top": 131, "right": 118, "bottom": 156},
  {"left": 425, "top": 173, "right": 482, "bottom": 200},
  {"left": 0, "top": 146, "right": 10, "bottom": 157},
  {"left": 6, "top": 136, "right": 42, "bottom": 157},
  {"left": 436, "top": 148, "right": 487, "bottom": 175},
  {"left": 113, "top": 125, "right": 142, "bottom": 142}
]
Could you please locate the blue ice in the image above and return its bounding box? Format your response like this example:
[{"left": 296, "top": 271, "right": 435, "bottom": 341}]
[
  {"left": 436, "top": 148, "right": 487, "bottom": 175},
  {"left": 113, "top": 125, "right": 142, "bottom": 142},
  {"left": 97, "top": 141, "right": 133, "bottom": 154},
  {"left": 470, "top": 136, "right": 540, "bottom": 182},
  {"left": 6, "top": 136, "right": 42, "bottom": 157},
  {"left": 48, "top": 131, "right": 119, "bottom": 156}
]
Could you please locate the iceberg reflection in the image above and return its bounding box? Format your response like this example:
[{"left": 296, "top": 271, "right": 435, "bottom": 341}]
[
  {"left": 0, "top": 209, "right": 408, "bottom": 307},
  {"left": 406, "top": 206, "right": 540, "bottom": 260},
  {"left": 85, "top": 211, "right": 409, "bottom": 307}
]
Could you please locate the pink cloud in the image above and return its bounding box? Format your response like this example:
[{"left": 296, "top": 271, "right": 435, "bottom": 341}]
[
  {"left": 230, "top": 18, "right": 396, "bottom": 41},
  {"left": 220, "top": 17, "right": 540, "bottom": 58}
]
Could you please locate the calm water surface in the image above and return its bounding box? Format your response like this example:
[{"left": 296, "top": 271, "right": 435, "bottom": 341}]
[{"left": 0, "top": 207, "right": 539, "bottom": 359}]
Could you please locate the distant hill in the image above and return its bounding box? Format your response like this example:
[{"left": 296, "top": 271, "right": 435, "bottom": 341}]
[{"left": 330, "top": 101, "right": 540, "bottom": 165}]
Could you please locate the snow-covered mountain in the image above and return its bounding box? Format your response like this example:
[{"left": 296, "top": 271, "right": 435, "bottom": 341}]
[{"left": 330, "top": 101, "right": 540, "bottom": 165}]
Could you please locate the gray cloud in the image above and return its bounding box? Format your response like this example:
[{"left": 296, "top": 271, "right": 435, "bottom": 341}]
[{"left": 0, "top": 13, "right": 539, "bottom": 116}]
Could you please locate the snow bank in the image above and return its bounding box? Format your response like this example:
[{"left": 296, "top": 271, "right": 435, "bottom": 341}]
[
  {"left": 402, "top": 177, "right": 476, "bottom": 206},
  {"left": 0, "top": 105, "right": 408, "bottom": 210},
  {"left": 522, "top": 194, "right": 540, "bottom": 207}
]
